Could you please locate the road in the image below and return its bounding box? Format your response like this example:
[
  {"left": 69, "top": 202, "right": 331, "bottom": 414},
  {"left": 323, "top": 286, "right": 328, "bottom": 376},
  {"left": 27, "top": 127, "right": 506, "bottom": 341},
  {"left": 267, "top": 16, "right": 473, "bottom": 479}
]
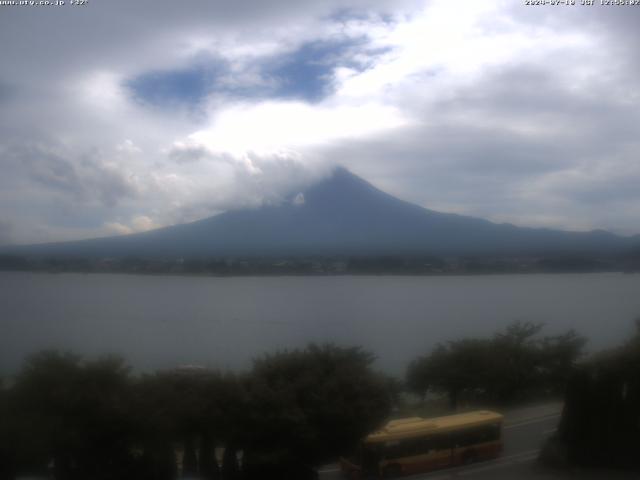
[{"left": 318, "top": 403, "right": 564, "bottom": 480}]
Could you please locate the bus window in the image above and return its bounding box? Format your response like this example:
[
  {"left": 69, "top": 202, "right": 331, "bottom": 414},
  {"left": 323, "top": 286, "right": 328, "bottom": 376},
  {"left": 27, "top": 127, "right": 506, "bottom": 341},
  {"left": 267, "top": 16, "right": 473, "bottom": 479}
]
[
  {"left": 431, "top": 433, "right": 451, "bottom": 451},
  {"left": 452, "top": 424, "right": 500, "bottom": 447}
]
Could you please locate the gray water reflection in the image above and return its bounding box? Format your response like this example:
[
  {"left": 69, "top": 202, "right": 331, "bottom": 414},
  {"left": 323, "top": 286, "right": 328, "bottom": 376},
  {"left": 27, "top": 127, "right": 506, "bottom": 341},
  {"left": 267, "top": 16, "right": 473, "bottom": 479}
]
[{"left": 1, "top": 272, "right": 639, "bottom": 376}]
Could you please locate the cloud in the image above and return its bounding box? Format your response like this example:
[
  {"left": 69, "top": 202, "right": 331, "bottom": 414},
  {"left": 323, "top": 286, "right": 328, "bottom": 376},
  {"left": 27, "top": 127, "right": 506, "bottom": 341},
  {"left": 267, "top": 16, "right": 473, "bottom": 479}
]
[
  {"left": 104, "top": 215, "right": 161, "bottom": 236},
  {"left": 126, "top": 37, "right": 379, "bottom": 108},
  {"left": 1, "top": 0, "right": 640, "bottom": 243},
  {"left": 0, "top": 79, "right": 15, "bottom": 105},
  {"left": 167, "top": 142, "right": 211, "bottom": 164},
  {"left": 189, "top": 100, "right": 408, "bottom": 156},
  {"left": 2, "top": 144, "right": 138, "bottom": 208},
  {"left": 263, "top": 37, "right": 373, "bottom": 102},
  {"left": 0, "top": 220, "right": 13, "bottom": 247},
  {"left": 127, "top": 60, "right": 226, "bottom": 109}
]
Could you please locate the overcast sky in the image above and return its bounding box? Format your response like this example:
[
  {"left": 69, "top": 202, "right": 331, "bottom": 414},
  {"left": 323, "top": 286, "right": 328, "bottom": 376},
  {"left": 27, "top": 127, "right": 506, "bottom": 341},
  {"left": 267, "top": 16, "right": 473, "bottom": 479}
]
[{"left": 1, "top": 0, "right": 639, "bottom": 245}]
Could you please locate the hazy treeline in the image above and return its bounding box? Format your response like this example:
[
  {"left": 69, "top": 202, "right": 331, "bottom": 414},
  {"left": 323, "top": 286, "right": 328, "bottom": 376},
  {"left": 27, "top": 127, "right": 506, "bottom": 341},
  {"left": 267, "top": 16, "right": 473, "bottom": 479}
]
[
  {"left": 0, "top": 321, "right": 631, "bottom": 479},
  {"left": 406, "top": 321, "right": 587, "bottom": 409},
  {"left": 2, "top": 253, "right": 639, "bottom": 276},
  {"left": 0, "top": 345, "right": 391, "bottom": 480}
]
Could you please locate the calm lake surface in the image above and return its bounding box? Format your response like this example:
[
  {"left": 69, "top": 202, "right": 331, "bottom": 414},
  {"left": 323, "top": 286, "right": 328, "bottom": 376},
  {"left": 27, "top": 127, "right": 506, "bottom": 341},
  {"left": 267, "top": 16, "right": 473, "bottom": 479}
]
[{"left": 1, "top": 272, "right": 639, "bottom": 376}]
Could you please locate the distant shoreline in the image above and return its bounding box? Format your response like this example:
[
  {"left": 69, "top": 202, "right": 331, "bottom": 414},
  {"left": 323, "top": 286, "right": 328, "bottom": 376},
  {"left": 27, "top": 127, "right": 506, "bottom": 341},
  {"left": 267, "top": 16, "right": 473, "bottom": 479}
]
[
  {"left": 2, "top": 251, "right": 639, "bottom": 278},
  {"left": 0, "top": 268, "right": 636, "bottom": 278}
]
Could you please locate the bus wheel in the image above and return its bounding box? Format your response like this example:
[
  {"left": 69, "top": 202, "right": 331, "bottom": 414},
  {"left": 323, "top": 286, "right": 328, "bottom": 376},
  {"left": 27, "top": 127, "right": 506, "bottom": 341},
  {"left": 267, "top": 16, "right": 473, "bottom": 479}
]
[
  {"left": 462, "top": 450, "right": 477, "bottom": 465},
  {"left": 382, "top": 464, "right": 402, "bottom": 478}
]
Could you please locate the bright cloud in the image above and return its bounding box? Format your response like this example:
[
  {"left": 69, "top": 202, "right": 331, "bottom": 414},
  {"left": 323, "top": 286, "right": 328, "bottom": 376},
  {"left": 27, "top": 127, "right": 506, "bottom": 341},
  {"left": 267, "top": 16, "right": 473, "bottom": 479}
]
[{"left": 189, "top": 101, "right": 408, "bottom": 156}]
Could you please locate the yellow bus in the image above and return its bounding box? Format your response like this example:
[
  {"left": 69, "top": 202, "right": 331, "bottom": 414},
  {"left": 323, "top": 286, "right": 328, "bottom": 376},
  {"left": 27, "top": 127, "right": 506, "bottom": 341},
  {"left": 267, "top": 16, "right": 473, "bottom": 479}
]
[{"left": 341, "top": 410, "right": 503, "bottom": 478}]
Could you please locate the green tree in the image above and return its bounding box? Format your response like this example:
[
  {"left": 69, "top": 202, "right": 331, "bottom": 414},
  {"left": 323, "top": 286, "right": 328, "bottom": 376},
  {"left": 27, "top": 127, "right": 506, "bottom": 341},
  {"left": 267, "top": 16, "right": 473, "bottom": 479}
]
[
  {"left": 241, "top": 344, "right": 391, "bottom": 478},
  {"left": 538, "top": 329, "right": 587, "bottom": 395},
  {"left": 406, "top": 321, "right": 586, "bottom": 409},
  {"left": 409, "top": 339, "right": 490, "bottom": 409},
  {"left": 406, "top": 358, "right": 431, "bottom": 402},
  {"left": 486, "top": 321, "right": 545, "bottom": 402},
  {"left": 551, "top": 320, "right": 640, "bottom": 469},
  {"left": 132, "top": 368, "right": 245, "bottom": 480},
  {"left": 0, "top": 377, "right": 17, "bottom": 480},
  {"left": 11, "top": 351, "right": 136, "bottom": 480}
]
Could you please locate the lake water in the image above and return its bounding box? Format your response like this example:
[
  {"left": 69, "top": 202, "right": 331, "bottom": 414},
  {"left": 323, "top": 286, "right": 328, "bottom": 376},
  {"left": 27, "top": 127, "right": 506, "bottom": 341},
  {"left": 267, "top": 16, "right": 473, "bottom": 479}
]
[{"left": 1, "top": 272, "right": 639, "bottom": 377}]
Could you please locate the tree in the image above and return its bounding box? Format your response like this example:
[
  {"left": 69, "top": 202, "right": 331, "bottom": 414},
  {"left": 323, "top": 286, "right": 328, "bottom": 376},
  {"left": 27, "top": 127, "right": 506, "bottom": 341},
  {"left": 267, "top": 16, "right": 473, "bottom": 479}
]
[
  {"left": 538, "top": 329, "right": 587, "bottom": 395},
  {"left": 241, "top": 344, "right": 391, "bottom": 478},
  {"left": 11, "top": 351, "right": 136, "bottom": 480},
  {"left": 406, "top": 358, "right": 431, "bottom": 402},
  {"left": 408, "top": 339, "right": 491, "bottom": 409},
  {"left": 486, "top": 321, "right": 545, "bottom": 402},
  {"left": 548, "top": 320, "right": 640, "bottom": 470},
  {"left": 406, "top": 321, "right": 587, "bottom": 409},
  {"left": 0, "top": 377, "right": 17, "bottom": 480},
  {"left": 131, "top": 368, "right": 246, "bottom": 480}
]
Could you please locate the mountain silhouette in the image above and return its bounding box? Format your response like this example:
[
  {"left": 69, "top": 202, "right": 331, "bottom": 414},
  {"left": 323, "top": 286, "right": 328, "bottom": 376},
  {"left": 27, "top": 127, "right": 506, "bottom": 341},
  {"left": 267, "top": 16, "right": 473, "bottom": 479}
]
[{"left": 5, "top": 167, "right": 637, "bottom": 258}]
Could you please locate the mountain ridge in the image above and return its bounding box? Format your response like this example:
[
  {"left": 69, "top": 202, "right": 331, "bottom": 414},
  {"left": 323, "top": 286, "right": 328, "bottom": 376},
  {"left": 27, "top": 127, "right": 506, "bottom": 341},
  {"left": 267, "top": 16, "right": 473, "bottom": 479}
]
[{"left": 3, "top": 167, "right": 638, "bottom": 258}]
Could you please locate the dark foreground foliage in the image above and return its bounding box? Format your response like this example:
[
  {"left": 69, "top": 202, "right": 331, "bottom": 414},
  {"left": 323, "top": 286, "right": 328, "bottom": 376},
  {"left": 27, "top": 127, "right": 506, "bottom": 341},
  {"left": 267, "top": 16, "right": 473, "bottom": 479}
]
[
  {"left": 0, "top": 344, "right": 391, "bottom": 480},
  {"left": 3, "top": 320, "right": 636, "bottom": 479},
  {"left": 406, "top": 321, "right": 587, "bottom": 408},
  {"left": 542, "top": 321, "right": 640, "bottom": 471}
]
